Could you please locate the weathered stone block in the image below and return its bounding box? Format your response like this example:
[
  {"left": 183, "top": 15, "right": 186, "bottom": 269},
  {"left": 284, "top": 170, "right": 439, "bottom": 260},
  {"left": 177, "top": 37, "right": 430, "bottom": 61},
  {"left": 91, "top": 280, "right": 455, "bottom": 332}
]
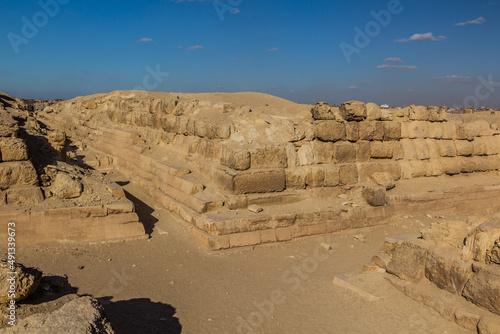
[
  {"left": 358, "top": 121, "right": 384, "bottom": 141},
  {"left": 0, "top": 138, "right": 29, "bottom": 162},
  {"left": 386, "top": 239, "right": 431, "bottom": 283},
  {"left": 383, "top": 122, "right": 401, "bottom": 140},
  {"left": 311, "top": 102, "right": 335, "bottom": 120},
  {"left": 458, "top": 122, "right": 481, "bottom": 140},
  {"left": 355, "top": 141, "right": 371, "bottom": 162},
  {"left": 455, "top": 140, "right": 474, "bottom": 157},
  {"left": 462, "top": 222, "right": 500, "bottom": 263},
  {"left": 362, "top": 185, "right": 386, "bottom": 206},
  {"left": 428, "top": 122, "right": 443, "bottom": 139},
  {"left": 345, "top": 122, "right": 359, "bottom": 142},
  {"left": 409, "top": 105, "right": 429, "bottom": 121},
  {"left": 440, "top": 157, "right": 462, "bottom": 175},
  {"left": 305, "top": 166, "right": 325, "bottom": 187},
  {"left": 311, "top": 140, "right": 333, "bottom": 164},
  {"left": 366, "top": 102, "right": 381, "bottom": 121},
  {"left": 371, "top": 172, "right": 395, "bottom": 190},
  {"left": 426, "top": 159, "right": 444, "bottom": 177},
  {"left": 220, "top": 145, "right": 250, "bottom": 170},
  {"left": 333, "top": 142, "right": 356, "bottom": 163},
  {"left": 339, "top": 101, "right": 367, "bottom": 121},
  {"left": 370, "top": 141, "right": 393, "bottom": 159},
  {"left": 0, "top": 161, "right": 39, "bottom": 190},
  {"left": 427, "top": 106, "right": 448, "bottom": 122},
  {"left": 285, "top": 168, "right": 307, "bottom": 189},
  {"left": 400, "top": 139, "right": 417, "bottom": 160},
  {"left": 357, "top": 162, "right": 401, "bottom": 182},
  {"left": 0, "top": 112, "right": 19, "bottom": 137},
  {"left": 251, "top": 147, "right": 288, "bottom": 168},
  {"left": 339, "top": 164, "right": 358, "bottom": 185},
  {"left": 407, "top": 121, "right": 429, "bottom": 139},
  {"left": 324, "top": 166, "right": 340, "bottom": 187},
  {"left": 438, "top": 140, "right": 457, "bottom": 157},
  {"left": 425, "top": 247, "right": 473, "bottom": 295},
  {"left": 442, "top": 121, "right": 458, "bottom": 140},
  {"left": 463, "top": 265, "right": 500, "bottom": 316},
  {"left": 6, "top": 187, "right": 44, "bottom": 206},
  {"left": 314, "top": 121, "right": 345, "bottom": 142},
  {"left": 233, "top": 170, "right": 286, "bottom": 194},
  {"left": 297, "top": 143, "right": 315, "bottom": 166},
  {"left": 425, "top": 139, "right": 441, "bottom": 159}
]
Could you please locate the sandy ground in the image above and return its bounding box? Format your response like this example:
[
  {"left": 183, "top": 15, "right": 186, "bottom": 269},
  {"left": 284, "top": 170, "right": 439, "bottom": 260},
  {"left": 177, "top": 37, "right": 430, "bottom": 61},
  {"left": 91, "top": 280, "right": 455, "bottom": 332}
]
[{"left": 12, "top": 170, "right": 476, "bottom": 334}]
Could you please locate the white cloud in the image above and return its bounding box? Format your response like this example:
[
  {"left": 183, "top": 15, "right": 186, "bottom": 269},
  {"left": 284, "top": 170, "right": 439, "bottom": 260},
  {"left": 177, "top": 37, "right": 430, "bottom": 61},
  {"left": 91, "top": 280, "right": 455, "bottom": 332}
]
[
  {"left": 385, "top": 57, "right": 404, "bottom": 63},
  {"left": 435, "top": 75, "right": 473, "bottom": 83},
  {"left": 348, "top": 85, "right": 358, "bottom": 89},
  {"left": 232, "top": 8, "right": 240, "bottom": 14},
  {"left": 396, "top": 32, "right": 446, "bottom": 42},
  {"left": 377, "top": 64, "right": 417, "bottom": 71},
  {"left": 267, "top": 47, "right": 278, "bottom": 52},
  {"left": 187, "top": 45, "right": 204, "bottom": 51},
  {"left": 137, "top": 38, "right": 153, "bottom": 43},
  {"left": 455, "top": 17, "right": 486, "bottom": 26}
]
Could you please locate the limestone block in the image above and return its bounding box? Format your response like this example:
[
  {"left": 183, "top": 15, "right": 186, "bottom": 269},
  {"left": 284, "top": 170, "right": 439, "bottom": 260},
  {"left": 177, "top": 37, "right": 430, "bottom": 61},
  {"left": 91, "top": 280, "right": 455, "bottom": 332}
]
[
  {"left": 311, "top": 140, "right": 334, "bottom": 164},
  {"left": 463, "top": 265, "right": 500, "bottom": 315},
  {"left": 383, "top": 122, "right": 402, "bottom": 140},
  {"left": 386, "top": 239, "right": 431, "bottom": 283},
  {"left": 0, "top": 112, "right": 19, "bottom": 137},
  {"left": 371, "top": 172, "right": 395, "bottom": 190},
  {"left": 339, "top": 164, "right": 358, "bottom": 185},
  {"left": 0, "top": 161, "right": 39, "bottom": 190},
  {"left": 6, "top": 187, "right": 44, "bottom": 206},
  {"left": 442, "top": 121, "right": 458, "bottom": 140},
  {"left": 362, "top": 185, "right": 386, "bottom": 206},
  {"left": 462, "top": 222, "right": 500, "bottom": 263},
  {"left": 438, "top": 140, "right": 457, "bottom": 157},
  {"left": 297, "top": 143, "right": 315, "bottom": 166},
  {"left": 305, "top": 166, "right": 325, "bottom": 187},
  {"left": 409, "top": 160, "right": 427, "bottom": 178},
  {"left": 339, "top": 101, "right": 367, "bottom": 121},
  {"left": 427, "top": 106, "right": 448, "bottom": 122},
  {"left": 409, "top": 105, "right": 429, "bottom": 121},
  {"left": 333, "top": 142, "right": 357, "bottom": 163},
  {"left": 314, "top": 121, "right": 345, "bottom": 142},
  {"left": 251, "top": 147, "right": 288, "bottom": 168},
  {"left": 473, "top": 138, "right": 488, "bottom": 156},
  {"left": 478, "top": 316, "right": 500, "bottom": 334},
  {"left": 285, "top": 143, "right": 299, "bottom": 168},
  {"left": 311, "top": 102, "right": 335, "bottom": 120},
  {"left": 413, "top": 139, "right": 430, "bottom": 160},
  {"left": 355, "top": 141, "right": 371, "bottom": 162},
  {"left": 357, "top": 162, "right": 401, "bottom": 182},
  {"left": 455, "top": 140, "right": 474, "bottom": 157},
  {"left": 51, "top": 172, "right": 83, "bottom": 199},
  {"left": 0, "top": 261, "right": 42, "bottom": 303},
  {"left": 324, "top": 165, "right": 340, "bottom": 187},
  {"left": 0, "top": 137, "right": 29, "bottom": 162},
  {"left": 370, "top": 141, "right": 393, "bottom": 159},
  {"left": 407, "top": 121, "right": 429, "bottom": 139},
  {"left": 400, "top": 139, "right": 417, "bottom": 160},
  {"left": 390, "top": 141, "right": 404, "bottom": 160},
  {"left": 358, "top": 121, "right": 384, "bottom": 141},
  {"left": 458, "top": 122, "right": 481, "bottom": 140},
  {"left": 425, "top": 139, "right": 441, "bottom": 159},
  {"left": 425, "top": 247, "right": 473, "bottom": 295},
  {"left": 428, "top": 122, "right": 443, "bottom": 139},
  {"left": 380, "top": 108, "right": 394, "bottom": 121},
  {"left": 220, "top": 144, "right": 251, "bottom": 170},
  {"left": 426, "top": 159, "right": 444, "bottom": 177},
  {"left": 286, "top": 168, "right": 307, "bottom": 189},
  {"left": 233, "top": 169, "right": 286, "bottom": 194},
  {"left": 476, "top": 120, "right": 495, "bottom": 137},
  {"left": 345, "top": 122, "right": 359, "bottom": 142},
  {"left": 366, "top": 102, "right": 382, "bottom": 121},
  {"left": 440, "top": 157, "right": 462, "bottom": 175}
]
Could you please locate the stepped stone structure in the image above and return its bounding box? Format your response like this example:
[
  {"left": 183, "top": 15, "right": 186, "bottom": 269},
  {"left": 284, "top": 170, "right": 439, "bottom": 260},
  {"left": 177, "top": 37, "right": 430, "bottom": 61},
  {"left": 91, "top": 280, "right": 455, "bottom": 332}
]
[
  {"left": 0, "top": 92, "right": 145, "bottom": 245},
  {"left": 36, "top": 90, "right": 500, "bottom": 250}
]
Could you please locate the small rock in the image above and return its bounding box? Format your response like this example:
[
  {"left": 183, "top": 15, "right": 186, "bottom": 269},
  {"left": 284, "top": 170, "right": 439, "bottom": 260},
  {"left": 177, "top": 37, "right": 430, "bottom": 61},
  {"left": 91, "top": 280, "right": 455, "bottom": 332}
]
[
  {"left": 78, "top": 265, "right": 85, "bottom": 270},
  {"left": 248, "top": 205, "right": 263, "bottom": 213},
  {"left": 321, "top": 243, "right": 332, "bottom": 251},
  {"left": 354, "top": 234, "right": 366, "bottom": 242}
]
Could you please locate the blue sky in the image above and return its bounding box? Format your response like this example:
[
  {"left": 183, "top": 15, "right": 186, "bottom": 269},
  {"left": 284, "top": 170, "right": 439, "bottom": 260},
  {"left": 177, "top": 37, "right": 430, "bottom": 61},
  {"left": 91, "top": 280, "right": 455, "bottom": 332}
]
[{"left": 1, "top": 0, "right": 499, "bottom": 108}]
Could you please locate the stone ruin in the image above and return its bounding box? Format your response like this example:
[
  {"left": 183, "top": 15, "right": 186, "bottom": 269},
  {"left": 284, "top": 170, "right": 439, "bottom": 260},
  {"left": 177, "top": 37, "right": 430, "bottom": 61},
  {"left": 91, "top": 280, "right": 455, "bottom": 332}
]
[
  {"left": 0, "top": 92, "right": 145, "bottom": 245},
  {"left": 34, "top": 90, "right": 500, "bottom": 250},
  {"left": 366, "top": 216, "right": 500, "bottom": 333}
]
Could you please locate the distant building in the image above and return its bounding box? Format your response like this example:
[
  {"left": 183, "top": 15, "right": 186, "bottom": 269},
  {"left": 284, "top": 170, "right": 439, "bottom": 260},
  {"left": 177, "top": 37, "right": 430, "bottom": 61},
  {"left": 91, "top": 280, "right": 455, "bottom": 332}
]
[{"left": 380, "top": 104, "right": 390, "bottom": 109}]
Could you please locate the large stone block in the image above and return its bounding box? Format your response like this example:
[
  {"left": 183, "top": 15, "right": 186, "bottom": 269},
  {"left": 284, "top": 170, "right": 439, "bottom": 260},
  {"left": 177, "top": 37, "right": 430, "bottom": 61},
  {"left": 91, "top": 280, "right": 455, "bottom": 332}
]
[
  {"left": 440, "top": 157, "right": 462, "bottom": 175},
  {"left": 233, "top": 169, "right": 286, "bottom": 194},
  {"left": 0, "top": 161, "right": 39, "bottom": 190},
  {"left": 297, "top": 143, "right": 315, "bottom": 166},
  {"left": 355, "top": 141, "right": 371, "bottom": 162},
  {"left": 438, "top": 140, "right": 457, "bottom": 157},
  {"left": 425, "top": 247, "right": 473, "bottom": 295},
  {"left": 314, "top": 121, "right": 345, "bottom": 142},
  {"left": 400, "top": 139, "right": 417, "bottom": 160},
  {"left": 358, "top": 121, "right": 384, "bottom": 141},
  {"left": 220, "top": 144, "right": 250, "bottom": 170},
  {"left": 339, "top": 101, "right": 367, "bottom": 121},
  {"left": 425, "top": 139, "right": 441, "bottom": 159},
  {"left": 370, "top": 141, "right": 393, "bottom": 159},
  {"left": 458, "top": 122, "right": 481, "bottom": 140},
  {"left": 366, "top": 102, "right": 382, "bottom": 121},
  {"left": 462, "top": 222, "right": 500, "bottom": 263},
  {"left": 305, "top": 166, "right": 325, "bottom": 187},
  {"left": 6, "top": 187, "right": 44, "bottom": 206},
  {"left": 324, "top": 165, "right": 340, "bottom": 187},
  {"left": 386, "top": 239, "right": 431, "bottom": 283},
  {"left": 476, "top": 120, "right": 495, "bottom": 137},
  {"left": 0, "top": 137, "right": 29, "bottom": 162},
  {"left": 0, "top": 112, "right": 19, "bottom": 137},
  {"left": 333, "top": 142, "right": 356, "bottom": 163},
  {"left": 409, "top": 105, "right": 429, "bottom": 121},
  {"left": 442, "top": 121, "right": 458, "bottom": 140},
  {"left": 383, "top": 122, "right": 402, "bottom": 140},
  {"left": 357, "top": 162, "right": 401, "bottom": 182},
  {"left": 362, "top": 185, "right": 386, "bottom": 206},
  {"left": 455, "top": 140, "right": 474, "bottom": 157},
  {"left": 286, "top": 168, "right": 307, "bottom": 189},
  {"left": 311, "top": 102, "right": 336, "bottom": 120},
  {"left": 463, "top": 265, "right": 500, "bottom": 316},
  {"left": 428, "top": 122, "right": 443, "bottom": 139},
  {"left": 339, "top": 164, "right": 358, "bottom": 185},
  {"left": 251, "top": 147, "right": 288, "bottom": 168},
  {"left": 427, "top": 106, "right": 448, "bottom": 122},
  {"left": 311, "top": 140, "right": 333, "bottom": 164},
  {"left": 426, "top": 159, "right": 443, "bottom": 177},
  {"left": 345, "top": 122, "right": 359, "bottom": 142},
  {"left": 413, "top": 139, "right": 430, "bottom": 160},
  {"left": 407, "top": 121, "right": 429, "bottom": 139}
]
